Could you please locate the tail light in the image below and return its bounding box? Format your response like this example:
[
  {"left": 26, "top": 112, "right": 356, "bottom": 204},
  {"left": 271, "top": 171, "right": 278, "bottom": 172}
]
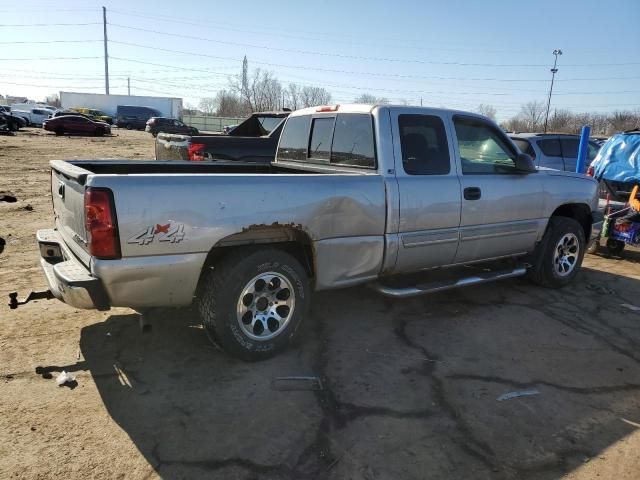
[
  {"left": 586, "top": 165, "right": 594, "bottom": 177},
  {"left": 188, "top": 143, "right": 206, "bottom": 161},
  {"left": 84, "top": 187, "right": 120, "bottom": 259}
]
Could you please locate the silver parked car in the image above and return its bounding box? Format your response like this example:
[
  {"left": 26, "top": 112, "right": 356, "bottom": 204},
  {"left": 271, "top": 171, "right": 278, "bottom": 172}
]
[{"left": 510, "top": 133, "right": 601, "bottom": 172}]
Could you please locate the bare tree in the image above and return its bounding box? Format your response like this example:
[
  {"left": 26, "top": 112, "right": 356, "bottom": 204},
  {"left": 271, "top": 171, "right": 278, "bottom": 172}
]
[
  {"left": 286, "top": 84, "right": 300, "bottom": 110},
  {"left": 213, "top": 90, "right": 248, "bottom": 117},
  {"left": 547, "top": 109, "right": 572, "bottom": 132},
  {"left": 44, "top": 93, "right": 61, "bottom": 108},
  {"left": 299, "top": 86, "right": 332, "bottom": 108},
  {"left": 354, "top": 93, "right": 388, "bottom": 104},
  {"left": 476, "top": 104, "right": 496, "bottom": 121},
  {"left": 519, "top": 101, "right": 546, "bottom": 131},
  {"left": 609, "top": 110, "right": 638, "bottom": 132},
  {"left": 198, "top": 97, "right": 218, "bottom": 115}
]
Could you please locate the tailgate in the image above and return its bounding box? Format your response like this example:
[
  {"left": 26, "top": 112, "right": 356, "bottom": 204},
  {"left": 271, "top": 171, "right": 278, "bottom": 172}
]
[
  {"left": 155, "top": 133, "right": 190, "bottom": 160},
  {"left": 50, "top": 161, "right": 91, "bottom": 264}
]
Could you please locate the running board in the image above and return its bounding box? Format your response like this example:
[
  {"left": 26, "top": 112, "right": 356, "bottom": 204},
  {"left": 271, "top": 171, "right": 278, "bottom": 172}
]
[{"left": 373, "top": 266, "right": 527, "bottom": 298}]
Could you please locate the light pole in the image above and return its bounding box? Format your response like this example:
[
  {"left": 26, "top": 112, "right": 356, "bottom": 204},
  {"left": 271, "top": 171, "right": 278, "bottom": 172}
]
[{"left": 543, "top": 49, "right": 562, "bottom": 133}]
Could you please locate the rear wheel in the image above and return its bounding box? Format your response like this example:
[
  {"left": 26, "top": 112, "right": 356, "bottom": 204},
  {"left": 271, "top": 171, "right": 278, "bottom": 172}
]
[
  {"left": 198, "top": 248, "right": 311, "bottom": 361},
  {"left": 528, "top": 217, "right": 585, "bottom": 288},
  {"left": 125, "top": 123, "right": 132, "bottom": 130}
]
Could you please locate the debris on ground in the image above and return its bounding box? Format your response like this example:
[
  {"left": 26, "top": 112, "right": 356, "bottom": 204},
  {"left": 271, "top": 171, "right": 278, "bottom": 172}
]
[
  {"left": 586, "top": 283, "right": 616, "bottom": 295},
  {"left": 496, "top": 389, "right": 540, "bottom": 402},
  {"left": 55, "top": 371, "right": 76, "bottom": 387},
  {"left": 272, "top": 376, "right": 323, "bottom": 391},
  {"left": 621, "top": 303, "right": 640, "bottom": 312}
]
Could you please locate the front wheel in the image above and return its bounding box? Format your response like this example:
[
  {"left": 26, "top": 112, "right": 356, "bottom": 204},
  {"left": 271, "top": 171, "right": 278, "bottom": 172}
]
[
  {"left": 198, "top": 248, "right": 311, "bottom": 361},
  {"left": 528, "top": 217, "right": 585, "bottom": 288}
]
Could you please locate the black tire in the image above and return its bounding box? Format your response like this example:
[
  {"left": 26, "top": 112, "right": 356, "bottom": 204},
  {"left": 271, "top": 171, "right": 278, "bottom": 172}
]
[
  {"left": 606, "top": 238, "right": 625, "bottom": 257},
  {"left": 125, "top": 123, "right": 132, "bottom": 130},
  {"left": 55, "top": 129, "right": 64, "bottom": 136},
  {"left": 586, "top": 239, "right": 600, "bottom": 255},
  {"left": 8, "top": 121, "right": 17, "bottom": 132},
  {"left": 198, "top": 248, "right": 311, "bottom": 361},
  {"left": 95, "top": 128, "right": 104, "bottom": 136},
  {"left": 528, "top": 217, "right": 586, "bottom": 288}
]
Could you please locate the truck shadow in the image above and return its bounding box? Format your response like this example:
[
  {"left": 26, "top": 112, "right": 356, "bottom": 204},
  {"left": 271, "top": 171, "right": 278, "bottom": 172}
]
[{"left": 35, "top": 267, "right": 640, "bottom": 479}]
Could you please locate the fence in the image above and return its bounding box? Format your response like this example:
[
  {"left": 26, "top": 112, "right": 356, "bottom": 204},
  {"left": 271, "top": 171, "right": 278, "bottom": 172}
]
[{"left": 182, "top": 115, "right": 244, "bottom": 132}]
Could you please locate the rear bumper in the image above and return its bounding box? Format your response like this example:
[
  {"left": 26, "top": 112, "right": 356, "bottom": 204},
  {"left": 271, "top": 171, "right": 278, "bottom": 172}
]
[{"left": 37, "top": 229, "right": 110, "bottom": 310}]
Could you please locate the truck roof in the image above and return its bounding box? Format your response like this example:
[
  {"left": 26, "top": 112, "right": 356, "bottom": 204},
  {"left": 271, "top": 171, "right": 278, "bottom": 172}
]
[{"left": 288, "top": 103, "right": 491, "bottom": 119}]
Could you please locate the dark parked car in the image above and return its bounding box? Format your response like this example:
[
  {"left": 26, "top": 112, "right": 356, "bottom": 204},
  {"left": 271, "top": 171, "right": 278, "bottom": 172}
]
[
  {"left": 155, "top": 111, "right": 290, "bottom": 162},
  {"left": 116, "top": 105, "right": 161, "bottom": 130},
  {"left": 145, "top": 117, "right": 198, "bottom": 137},
  {"left": 43, "top": 115, "right": 111, "bottom": 136},
  {"left": 0, "top": 112, "right": 27, "bottom": 131}
]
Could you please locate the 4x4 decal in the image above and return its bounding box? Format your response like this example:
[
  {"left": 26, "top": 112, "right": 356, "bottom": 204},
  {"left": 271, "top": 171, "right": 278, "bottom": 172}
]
[{"left": 127, "top": 223, "right": 185, "bottom": 245}]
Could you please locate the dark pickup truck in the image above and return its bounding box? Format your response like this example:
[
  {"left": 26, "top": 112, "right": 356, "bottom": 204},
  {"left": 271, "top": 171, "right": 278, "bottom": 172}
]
[{"left": 155, "top": 111, "right": 289, "bottom": 162}]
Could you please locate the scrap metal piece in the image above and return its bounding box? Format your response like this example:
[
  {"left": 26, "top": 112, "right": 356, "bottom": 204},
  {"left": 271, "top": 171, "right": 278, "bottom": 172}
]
[
  {"left": 496, "top": 389, "right": 540, "bottom": 402},
  {"left": 8, "top": 290, "right": 54, "bottom": 309}
]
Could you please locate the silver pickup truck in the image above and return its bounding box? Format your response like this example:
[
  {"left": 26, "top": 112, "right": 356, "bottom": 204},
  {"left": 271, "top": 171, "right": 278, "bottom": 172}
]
[{"left": 24, "top": 104, "right": 600, "bottom": 360}]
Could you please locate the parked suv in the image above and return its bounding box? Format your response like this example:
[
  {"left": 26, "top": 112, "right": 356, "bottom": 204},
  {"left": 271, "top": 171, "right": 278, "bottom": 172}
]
[
  {"left": 116, "top": 105, "right": 161, "bottom": 130},
  {"left": 145, "top": 117, "right": 198, "bottom": 137},
  {"left": 509, "top": 133, "right": 601, "bottom": 172}
]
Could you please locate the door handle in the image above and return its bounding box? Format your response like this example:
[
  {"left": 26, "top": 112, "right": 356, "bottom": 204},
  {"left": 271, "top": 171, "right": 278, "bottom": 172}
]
[{"left": 463, "top": 187, "right": 481, "bottom": 200}]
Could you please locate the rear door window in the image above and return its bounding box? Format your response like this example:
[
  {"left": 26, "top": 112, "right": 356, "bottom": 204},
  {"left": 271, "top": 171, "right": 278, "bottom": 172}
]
[
  {"left": 560, "top": 138, "right": 579, "bottom": 158},
  {"left": 277, "top": 115, "right": 311, "bottom": 161},
  {"left": 399, "top": 114, "right": 450, "bottom": 175},
  {"left": 331, "top": 114, "right": 375, "bottom": 168},
  {"left": 536, "top": 138, "right": 562, "bottom": 157},
  {"left": 308, "top": 117, "right": 335, "bottom": 161}
]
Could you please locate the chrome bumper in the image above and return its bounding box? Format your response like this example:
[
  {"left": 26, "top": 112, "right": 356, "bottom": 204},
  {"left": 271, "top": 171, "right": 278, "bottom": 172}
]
[{"left": 37, "top": 229, "right": 110, "bottom": 310}]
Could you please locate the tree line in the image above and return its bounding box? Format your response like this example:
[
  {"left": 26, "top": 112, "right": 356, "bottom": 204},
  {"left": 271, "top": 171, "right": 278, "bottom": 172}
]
[
  {"left": 495, "top": 100, "right": 639, "bottom": 135},
  {"left": 191, "top": 58, "right": 639, "bottom": 135}
]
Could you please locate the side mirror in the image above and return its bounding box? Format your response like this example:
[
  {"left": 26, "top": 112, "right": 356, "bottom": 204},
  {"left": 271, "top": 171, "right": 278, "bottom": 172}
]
[{"left": 515, "top": 153, "right": 536, "bottom": 173}]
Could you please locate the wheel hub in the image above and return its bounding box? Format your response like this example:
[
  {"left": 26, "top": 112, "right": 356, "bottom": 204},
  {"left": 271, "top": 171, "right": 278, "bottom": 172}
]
[
  {"left": 236, "top": 272, "right": 295, "bottom": 341},
  {"left": 553, "top": 233, "right": 579, "bottom": 277}
]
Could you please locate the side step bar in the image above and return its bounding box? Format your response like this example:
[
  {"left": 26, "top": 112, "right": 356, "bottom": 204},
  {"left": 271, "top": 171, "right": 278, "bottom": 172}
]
[{"left": 373, "top": 266, "right": 527, "bottom": 298}]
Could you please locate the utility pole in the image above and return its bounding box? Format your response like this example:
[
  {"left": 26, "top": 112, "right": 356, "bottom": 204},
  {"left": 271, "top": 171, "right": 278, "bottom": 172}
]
[
  {"left": 127, "top": 77, "right": 130, "bottom": 96},
  {"left": 543, "top": 49, "right": 562, "bottom": 133},
  {"left": 420, "top": 97, "right": 423, "bottom": 107},
  {"left": 102, "top": 6, "right": 109, "bottom": 95}
]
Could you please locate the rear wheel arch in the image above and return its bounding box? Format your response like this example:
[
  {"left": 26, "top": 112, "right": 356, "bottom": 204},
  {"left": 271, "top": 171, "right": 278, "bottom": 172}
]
[{"left": 196, "top": 226, "right": 316, "bottom": 297}]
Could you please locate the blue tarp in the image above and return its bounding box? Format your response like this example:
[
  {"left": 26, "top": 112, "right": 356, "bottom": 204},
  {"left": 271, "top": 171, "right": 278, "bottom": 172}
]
[{"left": 593, "top": 132, "right": 640, "bottom": 183}]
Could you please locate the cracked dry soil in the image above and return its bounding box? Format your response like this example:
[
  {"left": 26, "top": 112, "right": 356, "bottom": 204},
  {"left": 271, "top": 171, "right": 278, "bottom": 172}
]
[{"left": 2, "top": 128, "right": 640, "bottom": 479}]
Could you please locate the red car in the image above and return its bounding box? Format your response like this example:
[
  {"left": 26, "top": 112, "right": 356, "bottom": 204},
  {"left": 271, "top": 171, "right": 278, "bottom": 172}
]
[{"left": 43, "top": 115, "right": 111, "bottom": 136}]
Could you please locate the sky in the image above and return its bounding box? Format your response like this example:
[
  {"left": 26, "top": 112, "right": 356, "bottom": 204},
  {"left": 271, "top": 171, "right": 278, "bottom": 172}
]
[{"left": 0, "top": 0, "right": 638, "bottom": 121}]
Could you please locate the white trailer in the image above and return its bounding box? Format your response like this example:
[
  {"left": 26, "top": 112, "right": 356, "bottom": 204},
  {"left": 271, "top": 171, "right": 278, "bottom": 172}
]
[{"left": 59, "top": 92, "right": 183, "bottom": 119}]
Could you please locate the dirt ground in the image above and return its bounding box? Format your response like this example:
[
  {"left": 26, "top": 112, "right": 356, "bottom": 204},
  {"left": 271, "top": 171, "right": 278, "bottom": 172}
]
[{"left": 1, "top": 127, "right": 640, "bottom": 480}]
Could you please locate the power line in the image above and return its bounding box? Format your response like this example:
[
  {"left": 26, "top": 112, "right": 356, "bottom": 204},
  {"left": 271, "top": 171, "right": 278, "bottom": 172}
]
[
  {"left": 0, "top": 56, "right": 101, "bottom": 61},
  {"left": 0, "top": 22, "right": 101, "bottom": 26},
  {"left": 108, "top": 27, "right": 640, "bottom": 68},
  {"left": 0, "top": 40, "right": 101, "bottom": 44}
]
